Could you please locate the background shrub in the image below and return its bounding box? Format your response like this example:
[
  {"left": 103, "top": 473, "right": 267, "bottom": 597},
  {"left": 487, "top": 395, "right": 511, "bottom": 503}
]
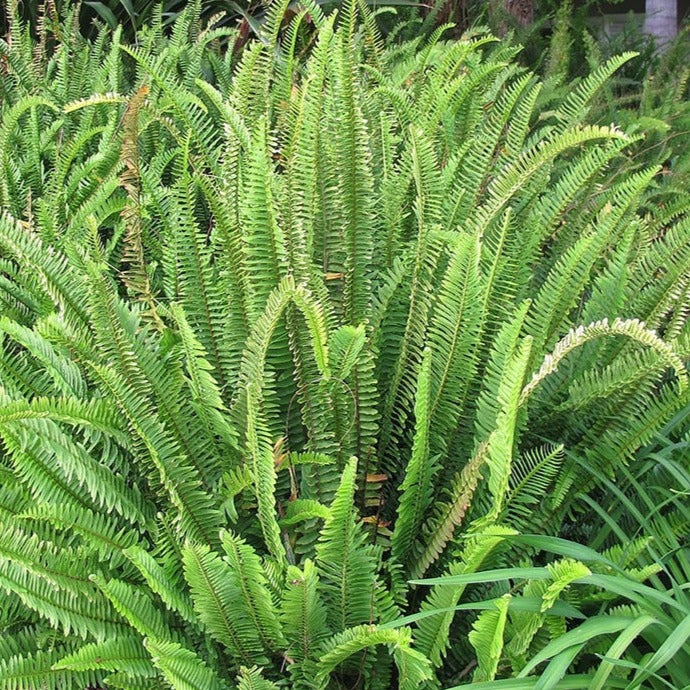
[{"left": 0, "top": 1, "right": 688, "bottom": 688}]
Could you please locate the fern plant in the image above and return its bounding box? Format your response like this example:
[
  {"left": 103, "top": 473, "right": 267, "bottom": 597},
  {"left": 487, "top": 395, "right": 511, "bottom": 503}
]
[
  {"left": 414, "top": 528, "right": 690, "bottom": 689},
  {"left": 0, "top": 1, "right": 688, "bottom": 688}
]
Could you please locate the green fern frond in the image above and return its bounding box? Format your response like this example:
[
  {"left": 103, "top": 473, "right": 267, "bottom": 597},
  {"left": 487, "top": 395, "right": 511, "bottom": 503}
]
[
  {"left": 54, "top": 636, "right": 154, "bottom": 677},
  {"left": 237, "top": 665, "right": 280, "bottom": 690},
  {"left": 392, "top": 348, "right": 437, "bottom": 568},
  {"left": 182, "top": 541, "right": 270, "bottom": 666},
  {"left": 144, "top": 638, "right": 225, "bottom": 690},
  {"left": 316, "top": 457, "right": 379, "bottom": 631},
  {"left": 91, "top": 574, "right": 168, "bottom": 640},
  {"left": 280, "top": 559, "right": 329, "bottom": 666},
  {"left": 554, "top": 52, "right": 638, "bottom": 127},
  {"left": 220, "top": 530, "right": 285, "bottom": 651},
  {"left": 315, "top": 624, "right": 432, "bottom": 690},
  {"left": 413, "top": 442, "right": 488, "bottom": 579},
  {"left": 123, "top": 546, "right": 196, "bottom": 625},
  {"left": 415, "top": 526, "right": 517, "bottom": 667},
  {"left": 0, "top": 646, "right": 103, "bottom": 690},
  {"left": 469, "top": 594, "right": 511, "bottom": 682}
]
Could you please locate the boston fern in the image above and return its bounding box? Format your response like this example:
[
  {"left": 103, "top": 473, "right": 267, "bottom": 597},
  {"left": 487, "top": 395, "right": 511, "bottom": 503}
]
[{"left": 0, "top": 1, "right": 689, "bottom": 688}]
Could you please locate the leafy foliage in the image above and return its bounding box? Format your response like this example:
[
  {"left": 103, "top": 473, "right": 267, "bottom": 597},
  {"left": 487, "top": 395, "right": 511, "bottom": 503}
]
[{"left": 0, "top": 1, "right": 688, "bottom": 688}]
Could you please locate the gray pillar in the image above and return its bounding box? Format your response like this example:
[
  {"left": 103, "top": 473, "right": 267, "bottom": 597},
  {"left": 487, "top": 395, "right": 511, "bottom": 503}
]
[{"left": 644, "top": 0, "right": 678, "bottom": 47}]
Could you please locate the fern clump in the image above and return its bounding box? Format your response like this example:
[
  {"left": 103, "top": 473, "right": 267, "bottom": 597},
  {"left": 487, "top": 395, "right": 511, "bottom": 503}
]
[{"left": 0, "top": 1, "right": 688, "bottom": 688}]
